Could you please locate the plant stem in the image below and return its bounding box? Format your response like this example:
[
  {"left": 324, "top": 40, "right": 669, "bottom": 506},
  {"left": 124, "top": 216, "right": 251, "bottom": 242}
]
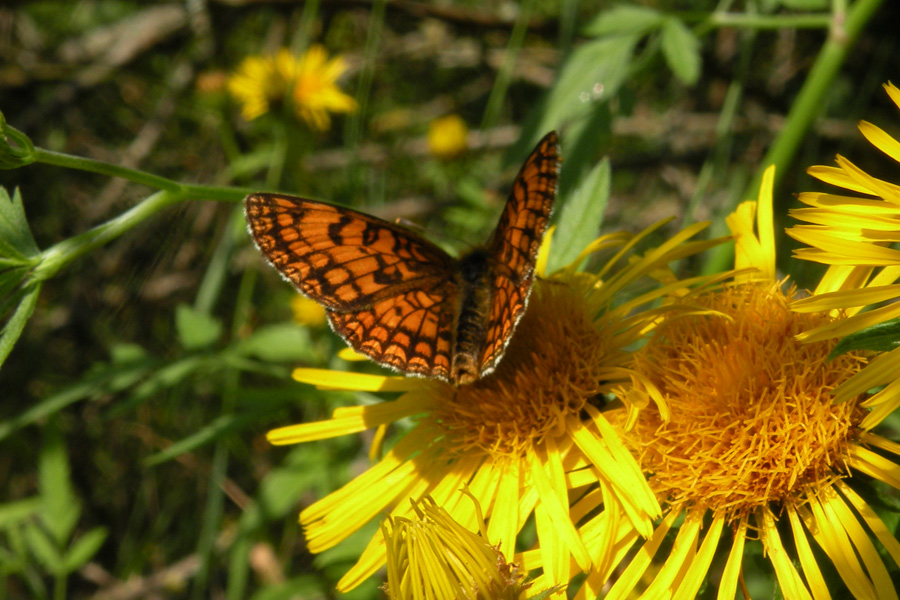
[
  {"left": 33, "top": 190, "right": 183, "bottom": 281},
  {"left": 33, "top": 148, "right": 182, "bottom": 192},
  {"left": 754, "top": 0, "right": 885, "bottom": 202}
]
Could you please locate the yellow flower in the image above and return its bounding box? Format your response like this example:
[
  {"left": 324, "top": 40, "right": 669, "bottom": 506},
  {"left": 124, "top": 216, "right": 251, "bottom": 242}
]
[
  {"left": 266, "top": 222, "right": 721, "bottom": 594},
  {"left": 427, "top": 115, "right": 469, "bottom": 160},
  {"left": 787, "top": 81, "right": 900, "bottom": 427},
  {"left": 382, "top": 496, "right": 536, "bottom": 600},
  {"left": 579, "top": 166, "right": 900, "bottom": 600},
  {"left": 290, "top": 295, "right": 326, "bottom": 327},
  {"left": 227, "top": 46, "right": 356, "bottom": 130}
]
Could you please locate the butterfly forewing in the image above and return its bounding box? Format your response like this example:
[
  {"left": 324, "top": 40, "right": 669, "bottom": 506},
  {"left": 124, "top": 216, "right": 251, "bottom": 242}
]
[
  {"left": 480, "top": 131, "right": 560, "bottom": 373},
  {"left": 245, "top": 194, "right": 460, "bottom": 379},
  {"left": 245, "top": 195, "right": 455, "bottom": 310}
]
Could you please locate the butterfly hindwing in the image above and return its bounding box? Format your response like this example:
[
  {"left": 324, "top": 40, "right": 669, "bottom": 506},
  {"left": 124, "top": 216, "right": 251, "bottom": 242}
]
[{"left": 328, "top": 285, "right": 455, "bottom": 379}]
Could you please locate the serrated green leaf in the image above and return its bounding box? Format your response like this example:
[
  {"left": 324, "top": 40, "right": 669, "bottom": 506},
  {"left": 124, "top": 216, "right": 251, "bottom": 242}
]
[
  {"left": 0, "top": 282, "right": 41, "bottom": 369},
  {"left": 582, "top": 5, "right": 665, "bottom": 36},
  {"left": 232, "top": 323, "right": 315, "bottom": 362},
  {"left": 39, "top": 423, "right": 80, "bottom": 546},
  {"left": 0, "top": 188, "right": 40, "bottom": 260},
  {"left": 829, "top": 317, "right": 900, "bottom": 359},
  {"left": 175, "top": 303, "right": 223, "bottom": 350},
  {"left": 548, "top": 158, "right": 610, "bottom": 272},
  {"left": 61, "top": 527, "right": 107, "bottom": 573},
  {"left": 661, "top": 17, "right": 701, "bottom": 86}
]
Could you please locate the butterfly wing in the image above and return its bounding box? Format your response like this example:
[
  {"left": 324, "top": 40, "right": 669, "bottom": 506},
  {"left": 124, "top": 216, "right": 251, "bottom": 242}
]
[
  {"left": 479, "top": 131, "right": 561, "bottom": 374},
  {"left": 244, "top": 194, "right": 458, "bottom": 379},
  {"left": 328, "top": 286, "right": 455, "bottom": 380}
]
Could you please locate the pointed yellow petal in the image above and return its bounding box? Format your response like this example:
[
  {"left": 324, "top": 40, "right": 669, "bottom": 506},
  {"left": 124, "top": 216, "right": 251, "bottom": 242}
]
[
  {"left": 674, "top": 514, "right": 724, "bottom": 600},
  {"left": 858, "top": 120, "right": 900, "bottom": 163},
  {"left": 292, "top": 367, "right": 422, "bottom": 391},
  {"left": 786, "top": 507, "right": 830, "bottom": 600},
  {"left": 717, "top": 517, "right": 748, "bottom": 600},
  {"left": 761, "top": 508, "right": 814, "bottom": 600}
]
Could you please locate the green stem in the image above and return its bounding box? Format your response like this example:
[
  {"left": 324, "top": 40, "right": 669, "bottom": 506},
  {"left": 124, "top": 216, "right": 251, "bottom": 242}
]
[
  {"left": 481, "top": 0, "right": 535, "bottom": 131},
  {"left": 753, "top": 0, "right": 884, "bottom": 202},
  {"left": 33, "top": 147, "right": 256, "bottom": 201},
  {"left": 25, "top": 145, "right": 258, "bottom": 282},
  {"left": 705, "top": 12, "right": 832, "bottom": 30},
  {"left": 33, "top": 148, "right": 182, "bottom": 192},
  {"left": 702, "top": 0, "right": 884, "bottom": 277},
  {"left": 33, "top": 190, "right": 183, "bottom": 281}
]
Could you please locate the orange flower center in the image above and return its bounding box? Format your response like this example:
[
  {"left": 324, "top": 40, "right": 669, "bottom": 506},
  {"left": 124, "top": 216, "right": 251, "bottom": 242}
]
[{"left": 625, "top": 282, "right": 866, "bottom": 520}]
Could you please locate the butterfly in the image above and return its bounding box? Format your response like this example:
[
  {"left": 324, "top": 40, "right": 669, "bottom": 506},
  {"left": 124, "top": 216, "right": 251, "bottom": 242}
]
[{"left": 244, "top": 131, "right": 560, "bottom": 385}]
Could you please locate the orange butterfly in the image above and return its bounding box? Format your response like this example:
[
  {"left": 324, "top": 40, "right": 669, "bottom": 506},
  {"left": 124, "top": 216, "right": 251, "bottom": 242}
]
[{"left": 245, "top": 131, "right": 560, "bottom": 385}]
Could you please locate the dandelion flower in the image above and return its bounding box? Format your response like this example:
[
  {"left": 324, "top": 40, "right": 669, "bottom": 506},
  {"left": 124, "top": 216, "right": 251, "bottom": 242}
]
[
  {"left": 266, "top": 221, "right": 721, "bottom": 594},
  {"left": 228, "top": 46, "right": 356, "bottom": 130},
  {"left": 428, "top": 115, "right": 469, "bottom": 160},
  {"left": 579, "top": 166, "right": 900, "bottom": 600}
]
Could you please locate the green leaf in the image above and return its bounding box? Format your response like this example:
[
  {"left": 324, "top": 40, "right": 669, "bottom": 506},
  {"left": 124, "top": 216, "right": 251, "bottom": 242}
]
[
  {"left": 582, "top": 5, "right": 665, "bottom": 36},
  {"left": 39, "top": 422, "right": 80, "bottom": 546},
  {"left": 0, "top": 187, "right": 40, "bottom": 260},
  {"left": 238, "top": 447, "right": 328, "bottom": 533},
  {"left": 0, "top": 349, "right": 157, "bottom": 442},
  {"left": 516, "top": 34, "right": 640, "bottom": 156},
  {"left": 61, "top": 527, "right": 107, "bottom": 573},
  {"left": 661, "top": 17, "right": 701, "bottom": 86},
  {"left": 232, "top": 323, "right": 316, "bottom": 362},
  {"left": 144, "top": 412, "right": 256, "bottom": 465},
  {"left": 175, "top": 303, "right": 223, "bottom": 350},
  {"left": 0, "top": 281, "right": 41, "bottom": 369},
  {"left": 829, "top": 318, "right": 900, "bottom": 359},
  {"left": 247, "top": 575, "right": 328, "bottom": 600},
  {"left": 0, "top": 497, "right": 41, "bottom": 529},
  {"left": 529, "top": 584, "right": 569, "bottom": 600},
  {"left": 548, "top": 158, "right": 610, "bottom": 272},
  {"left": 23, "top": 523, "right": 64, "bottom": 574},
  {"left": 0, "top": 265, "right": 28, "bottom": 298}
]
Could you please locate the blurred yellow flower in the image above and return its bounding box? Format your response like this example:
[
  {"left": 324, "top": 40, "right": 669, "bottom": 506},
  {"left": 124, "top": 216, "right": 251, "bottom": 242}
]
[
  {"left": 227, "top": 46, "right": 356, "bottom": 130},
  {"left": 290, "top": 295, "right": 327, "bottom": 327},
  {"left": 427, "top": 115, "right": 469, "bottom": 160}
]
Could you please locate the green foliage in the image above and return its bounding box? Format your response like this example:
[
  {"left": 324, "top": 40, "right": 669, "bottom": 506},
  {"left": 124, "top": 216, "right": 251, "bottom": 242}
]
[
  {"left": 547, "top": 157, "right": 610, "bottom": 272},
  {"left": 0, "top": 0, "right": 896, "bottom": 598},
  {"left": 0, "top": 422, "right": 107, "bottom": 598},
  {"left": 829, "top": 317, "right": 900, "bottom": 359}
]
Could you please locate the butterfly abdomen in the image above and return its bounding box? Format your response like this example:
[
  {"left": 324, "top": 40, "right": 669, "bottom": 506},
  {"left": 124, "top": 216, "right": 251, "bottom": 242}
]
[{"left": 450, "top": 249, "right": 495, "bottom": 384}]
